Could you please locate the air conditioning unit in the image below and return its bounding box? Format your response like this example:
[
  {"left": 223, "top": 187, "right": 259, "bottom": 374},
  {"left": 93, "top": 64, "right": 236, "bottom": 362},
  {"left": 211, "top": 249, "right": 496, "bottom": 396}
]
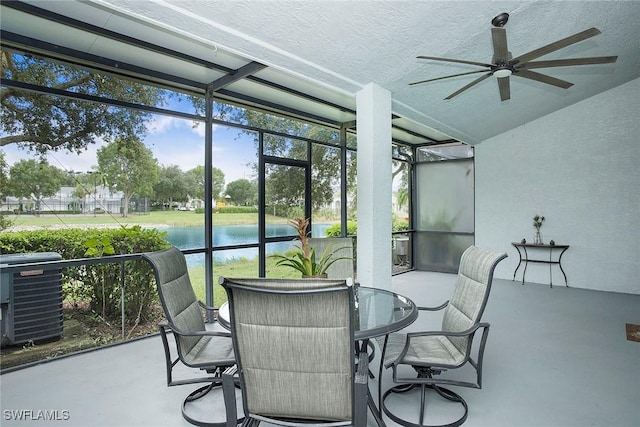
[{"left": 1, "top": 252, "right": 64, "bottom": 347}]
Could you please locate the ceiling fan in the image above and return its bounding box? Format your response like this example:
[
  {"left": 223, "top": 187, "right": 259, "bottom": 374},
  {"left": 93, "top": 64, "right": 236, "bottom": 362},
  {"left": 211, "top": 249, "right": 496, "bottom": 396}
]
[{"left": 410, "top": 13, "right": 618, "bottom": 101}]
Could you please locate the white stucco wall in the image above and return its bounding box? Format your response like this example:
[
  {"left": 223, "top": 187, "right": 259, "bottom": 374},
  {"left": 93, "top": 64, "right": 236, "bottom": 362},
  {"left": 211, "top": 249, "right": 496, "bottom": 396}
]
[{"left": 475, "top": 78, "right": 640, "bottom": 294}]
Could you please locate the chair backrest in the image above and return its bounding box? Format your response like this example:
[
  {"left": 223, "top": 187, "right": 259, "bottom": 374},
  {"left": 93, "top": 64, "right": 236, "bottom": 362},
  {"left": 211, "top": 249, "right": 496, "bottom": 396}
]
[
  {"left": 220, "top": 277, "right": 356, "bottom": 422},
  {"left": 308, "top": 237, "right": 354, "bottom": 280},
  {"left": 143, "top": 247, "right": 206, "bottom": 358},
  {"left": 442, "top": 245, "right": 507, "bottom": 354}
]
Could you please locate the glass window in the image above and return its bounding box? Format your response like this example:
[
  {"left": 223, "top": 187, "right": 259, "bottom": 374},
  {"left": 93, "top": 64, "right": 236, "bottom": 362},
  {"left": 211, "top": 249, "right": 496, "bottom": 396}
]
[
  {"left": 263, "top": 134, "right": 307, "bottom": 160},
  {"left": 265, "top": 163, "right": 305, "bottom": 222},
  {"left": 4, "top": 49, "right": 203, "bottom": 115},
  {"left": 311, "top": 144, "right": 340, "bottom": 235},
  {"left": 417, "top": 143, "right": 473, "bottom": 161},
  {"left": 346, "top": 149, "right": 357, "bottom": 229},
  {"left": 414, "top": 158, "right": 474, "bottom": 273}
]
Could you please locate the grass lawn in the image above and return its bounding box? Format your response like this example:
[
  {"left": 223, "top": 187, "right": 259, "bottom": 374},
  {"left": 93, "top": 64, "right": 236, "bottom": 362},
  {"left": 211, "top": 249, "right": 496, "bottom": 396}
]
[
  {"left": 189, "top": 257, "right": 300, "bottom": 307},
  {"left": 6, "top": 211, "right": 289, "bottom": 229}
]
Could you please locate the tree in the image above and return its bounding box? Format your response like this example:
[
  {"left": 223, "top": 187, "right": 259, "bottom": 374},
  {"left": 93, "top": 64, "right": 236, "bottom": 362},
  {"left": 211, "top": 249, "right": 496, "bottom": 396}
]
[
  {"left": 215, "top": 105, "right": 350, "bottom": 213},
  {"left": 154, "top": 165, "right": 189, "bottom": 210},
  {"left": 8, "top": 159, "right": 67, "bottom": 212},
  {"left": 185, "top": 165, "right": 225, "bottom": 202},
  {"left": 0, "top": 152, "right": 13, "bottom": 229},
  {"left": 0, "top": 152, "right": 8, "bottom": 201},
  {"left": 97, "top": 138, "right": 159, "bottom": 217},
  {"left": 225, "top": 179, "right": 256, "bottom": 206},
  {"left": 1, "top": 49, "right": 166, "bottom": 154},
  {"left": 394, "top": 160, "right": 409, "bottom": 211}
]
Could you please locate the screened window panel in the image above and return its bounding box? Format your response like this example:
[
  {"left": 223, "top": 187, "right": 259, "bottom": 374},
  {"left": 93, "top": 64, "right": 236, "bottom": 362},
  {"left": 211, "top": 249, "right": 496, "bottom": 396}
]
[
  {"left": 414, "top": 158, "right": 474, "bottom": 272},
  {"left": 416, "top": 159, "right": 474, "bottom": 233}
]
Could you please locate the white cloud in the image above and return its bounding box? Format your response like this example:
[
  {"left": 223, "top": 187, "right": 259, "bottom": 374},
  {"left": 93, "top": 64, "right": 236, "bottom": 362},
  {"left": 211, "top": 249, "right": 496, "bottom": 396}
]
[
  {"left": 147, "top": 115, "right": 207, "bottom": 138},
  {"left": 2, "top": 140, "right": 105, "bottom": 173},
  {"left": 146, "top": 115, "right": 178, "bottom": 134},
  {"left": 154, "top": 142, "right": 205, "bottom": 171},
  {"left": 46, "top": 146, "right": 101, "bottom": 173},
  {"left": 193, "top": 121, "right": 206, "bottom": 137}
]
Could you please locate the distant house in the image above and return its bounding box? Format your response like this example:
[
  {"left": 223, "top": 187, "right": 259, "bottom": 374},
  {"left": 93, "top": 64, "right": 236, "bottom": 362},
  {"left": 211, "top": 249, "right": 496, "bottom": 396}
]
[{"left": 1, "top": 186, "right": 124, "bottom": 214}]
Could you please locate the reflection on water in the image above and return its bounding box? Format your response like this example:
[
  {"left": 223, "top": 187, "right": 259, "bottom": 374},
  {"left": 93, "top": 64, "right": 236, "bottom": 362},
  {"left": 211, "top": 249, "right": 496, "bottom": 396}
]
[{"left": 162, "top": 223, "right": 330, "bottom": 266}]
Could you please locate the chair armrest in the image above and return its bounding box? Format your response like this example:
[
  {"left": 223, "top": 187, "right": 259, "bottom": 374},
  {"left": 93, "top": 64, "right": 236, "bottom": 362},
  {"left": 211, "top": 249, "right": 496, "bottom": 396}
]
[
  {"left": 417, "top": 300, "right": 449, "bottom": 311},
  {"left": 407, "top": 322, "right": 489, "bottom": 340}
]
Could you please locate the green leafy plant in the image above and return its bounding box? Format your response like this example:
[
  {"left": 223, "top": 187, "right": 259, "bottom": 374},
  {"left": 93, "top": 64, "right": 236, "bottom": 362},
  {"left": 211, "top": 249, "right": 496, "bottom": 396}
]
[
  {"left": 270, "top": 217, "right": 351, "bottom": 277},
  {"left": 84, "top": 236, "right": 116, "bottom": 320},
  {"left": 325, "top": 220, "right": 357, "bottom": 237},
  {"left": 533, "top": 215, "right": 545, "bottom": 231}
]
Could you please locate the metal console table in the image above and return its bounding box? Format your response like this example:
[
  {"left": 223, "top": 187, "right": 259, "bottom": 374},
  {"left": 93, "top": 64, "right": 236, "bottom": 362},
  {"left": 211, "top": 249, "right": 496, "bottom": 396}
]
[{"left": 512, "top": 242, "right": 570, "bottom": 288}]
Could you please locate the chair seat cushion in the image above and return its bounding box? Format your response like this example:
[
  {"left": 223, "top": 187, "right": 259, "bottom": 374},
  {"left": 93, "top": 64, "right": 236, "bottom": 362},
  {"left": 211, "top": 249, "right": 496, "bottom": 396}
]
[
  {"left": 183, "top": 325, "right": 235, "bottom": 367},
  {"left": 381, "top": 332, "right": 466, "bottom": 369}
]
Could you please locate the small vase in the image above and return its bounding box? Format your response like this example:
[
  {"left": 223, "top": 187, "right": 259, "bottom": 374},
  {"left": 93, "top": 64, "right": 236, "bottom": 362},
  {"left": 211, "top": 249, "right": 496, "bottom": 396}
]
[{"left": 534, "top": 230, "right": 543, "bottom": 245}]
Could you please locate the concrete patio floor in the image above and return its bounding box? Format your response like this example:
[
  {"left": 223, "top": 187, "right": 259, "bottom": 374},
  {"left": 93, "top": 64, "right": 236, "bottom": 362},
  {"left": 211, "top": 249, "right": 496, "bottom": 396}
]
[{"left": 1, "top": 271, "right": 639, "bottom": 426}]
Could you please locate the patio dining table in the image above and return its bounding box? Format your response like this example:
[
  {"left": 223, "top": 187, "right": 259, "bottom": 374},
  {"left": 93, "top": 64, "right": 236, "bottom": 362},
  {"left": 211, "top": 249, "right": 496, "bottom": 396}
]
[{"left": 217, "top": 285, "right": 418, "bottom": 427}]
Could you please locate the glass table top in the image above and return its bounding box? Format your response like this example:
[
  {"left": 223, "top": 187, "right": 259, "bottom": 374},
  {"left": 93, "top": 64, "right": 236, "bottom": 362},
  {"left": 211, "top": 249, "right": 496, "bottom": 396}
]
[
  {"left": 217, "top": 285, "right": 417, "bottom": 341},
  {"left": 354, "top": 286, "right": 418, "bottom": 340}
]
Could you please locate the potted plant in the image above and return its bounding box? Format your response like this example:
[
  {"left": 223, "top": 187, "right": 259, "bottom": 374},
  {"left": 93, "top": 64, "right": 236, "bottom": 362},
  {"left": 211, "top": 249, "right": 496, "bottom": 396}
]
[{"left": 271, "top": 217, "right": 352, "bottom": 278}]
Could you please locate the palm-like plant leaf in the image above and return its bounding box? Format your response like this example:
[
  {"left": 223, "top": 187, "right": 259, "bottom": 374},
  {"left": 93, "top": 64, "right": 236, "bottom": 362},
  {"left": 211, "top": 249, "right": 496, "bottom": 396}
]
[{"left": 271, "top": 239, "right": 351, "bottom": 277}]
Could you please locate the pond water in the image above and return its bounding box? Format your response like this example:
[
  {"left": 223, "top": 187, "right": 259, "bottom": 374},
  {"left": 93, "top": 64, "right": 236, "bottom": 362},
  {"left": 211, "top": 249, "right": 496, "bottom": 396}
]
[{"left": 162, "top": 223, "right": 331, "bottom": 266}]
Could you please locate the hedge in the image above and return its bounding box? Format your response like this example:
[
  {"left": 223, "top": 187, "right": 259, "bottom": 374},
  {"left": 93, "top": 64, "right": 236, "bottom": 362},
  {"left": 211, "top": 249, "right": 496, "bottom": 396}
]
[
  {"left": 0, "top": 226, "right": 171, "bottom": 323},
  {"left": 216, "top": 206, "right": 258, "bottom": 214}
]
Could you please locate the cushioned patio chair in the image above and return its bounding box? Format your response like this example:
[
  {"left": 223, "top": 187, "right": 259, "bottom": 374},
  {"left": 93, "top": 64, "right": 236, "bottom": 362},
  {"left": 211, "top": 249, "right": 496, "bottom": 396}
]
[
  {"left": 308, "top": 237, "right": 375, "bottom": 374},
  {"left": 219, "top": 277, "right": 369, "bottom": 427},
  {"left": 378, "top": 245, "right": 507, "bottom": 427},
  {"left": 143, "top": 247, "right": 242, "bottom": 427}
]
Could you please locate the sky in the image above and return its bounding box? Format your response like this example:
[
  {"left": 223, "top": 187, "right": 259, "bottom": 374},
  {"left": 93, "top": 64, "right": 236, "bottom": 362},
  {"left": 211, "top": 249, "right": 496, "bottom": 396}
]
[{"left": 2, "top": 113, "right": 257, "bottom": 188}]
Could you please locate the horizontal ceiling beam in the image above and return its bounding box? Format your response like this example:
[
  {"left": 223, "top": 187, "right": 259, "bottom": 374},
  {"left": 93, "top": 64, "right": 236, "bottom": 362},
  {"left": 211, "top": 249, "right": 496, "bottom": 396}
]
[{"left": 209, "top": 62, "right": 267, "bottom": 91}]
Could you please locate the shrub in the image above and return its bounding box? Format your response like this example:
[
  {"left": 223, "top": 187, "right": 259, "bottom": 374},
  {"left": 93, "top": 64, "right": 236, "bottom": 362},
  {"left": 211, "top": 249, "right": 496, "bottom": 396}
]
[
  {"left": 217, "top": 206, "right": 258, "bottom": 214},
  {"left": 325, "top": 220, "right": 357, "bottom": 237},
  {"left": 0, "top": 226, "right": 170, "bottom": 323},
  {"left": 392, "top": 216, "right": 410, "bottom": 232}
]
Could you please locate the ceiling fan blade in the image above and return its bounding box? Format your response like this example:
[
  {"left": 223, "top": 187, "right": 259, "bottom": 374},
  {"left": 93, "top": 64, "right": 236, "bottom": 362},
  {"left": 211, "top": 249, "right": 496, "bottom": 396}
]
[
  {"left": 417, "top": 55, "right": 493, "bottom": 68},
  {"left": 497, "top": 77, "right": 510, "bottom": 101},
  {"left": 491, "top": 27, "right": 509, "bottom": 63},
  {"left": 444, "top": 73, "right": 492, "bottom": 100},
  {"left": 516, "top": 69, "right": 574, "bottom": 89},
  {"left": 511, "top": 27, "right": 602, "bottom": 65},
  {"left": 519, "top": 56, "right": 618, "bottom": 69},
  {"left": 409, "top": 69, "right": 489, "bottom": 86}
]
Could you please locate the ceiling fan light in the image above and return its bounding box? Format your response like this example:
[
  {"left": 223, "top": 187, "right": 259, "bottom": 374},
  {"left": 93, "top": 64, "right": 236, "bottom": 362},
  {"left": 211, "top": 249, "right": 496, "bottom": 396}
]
[{"left": 493, "top": 69, "right": 512, "bottom": 78}]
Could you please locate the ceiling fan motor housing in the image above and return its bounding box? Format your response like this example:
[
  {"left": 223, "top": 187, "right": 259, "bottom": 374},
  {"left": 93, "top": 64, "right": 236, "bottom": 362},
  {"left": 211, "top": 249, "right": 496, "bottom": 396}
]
[{"left": 491, "top": 13, "right": 510, "bottom": 27}]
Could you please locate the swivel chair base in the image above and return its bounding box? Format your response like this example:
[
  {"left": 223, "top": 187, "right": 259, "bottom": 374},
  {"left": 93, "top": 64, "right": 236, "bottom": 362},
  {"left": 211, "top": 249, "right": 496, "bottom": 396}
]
[
  {"left": 382, "top": 383, "right": 468, "bottom": 427},
  {"left": 182, "top": 380, "right": 244, "bottom": 427}
]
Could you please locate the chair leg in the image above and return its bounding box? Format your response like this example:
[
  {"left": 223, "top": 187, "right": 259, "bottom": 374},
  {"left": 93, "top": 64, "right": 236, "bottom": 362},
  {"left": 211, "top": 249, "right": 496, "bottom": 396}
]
[
  {"left": 181, "top": 375, "right": 245, "bottom": 427},
  {"left": 158, "top": 324, "right": 176, "bottom": 386},
  {"left": 419, "top": 384, "right": 426, "bottom": 424},
  {"left": 222, "top": 366, "right": 238, "bottom": 427},
  {"left": 382, "top": 383, "right": 469, "bottom": 427}
]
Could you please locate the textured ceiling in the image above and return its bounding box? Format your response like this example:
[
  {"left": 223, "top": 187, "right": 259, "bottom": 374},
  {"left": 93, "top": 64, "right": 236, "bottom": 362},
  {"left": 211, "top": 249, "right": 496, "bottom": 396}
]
[{"left": 4, "top": 0, "right": 640, "bottom": 145}]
